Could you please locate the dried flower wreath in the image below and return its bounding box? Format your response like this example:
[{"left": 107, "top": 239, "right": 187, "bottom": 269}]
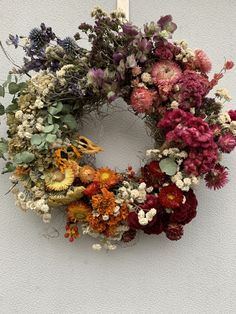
[{"left": 0, "top": 8, "right": 235, "bottom": 250}]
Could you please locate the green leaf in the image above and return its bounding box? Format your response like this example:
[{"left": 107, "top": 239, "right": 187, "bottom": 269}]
[
  {"left": 31, "top": 134, "right": 42, "bottom": 146},
  {"left": 14, "top": 151, "right": 35, "bottom": 164},
  {"left": 0, "top": 104, "right": 5, "bottom": 115},
  {"left": 0, "top": 140, "right": 8, "bottom": 154},
  {"left": 8, "top": 82, "right": 20, "bottom": 94},
  {"left": 0, "top": 86, "right": 5, "bottom": 97},
  {"left": 2, "top": 74, "right": 12, "bottom": 88},
  {"left": 52, "top": 124, "right": 59, "bottom": 134},
  {"left": 2, "top": 162, "right": 16, "bottom": 174},
  {"left": 5, "top": 103, "right": 18, "bottom": 113},
  {"left": 159, "top": 158, "right": 178, "bottom": 176},
  {"left": 46, "top": 134, "right": 57, "bottom": 143},
  {"left": 62, "top": 114, "right": 77, "bottom": 130},
  {"left": 48, "top": 102, "right": 63, "bottom": 116},
  {"left": 18, "top": 82, "right": 27, "bottom": 91},
  {"left": 43, "top": 124, "right": 55, "bottom": 133}
]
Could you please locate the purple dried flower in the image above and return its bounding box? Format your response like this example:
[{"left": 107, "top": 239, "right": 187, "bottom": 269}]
[
  {"left": 122, "top": 23, "right": 139, "bottom": 36},
  {"left": 158, "top": 15, "right": 177, "bottom": 33}
]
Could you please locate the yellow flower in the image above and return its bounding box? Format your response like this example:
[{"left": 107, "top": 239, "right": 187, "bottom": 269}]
[
  {"left": 94, "top": 167, "right": 121, "bottom": 188},
  {"left": 67, "top": 201, "right": 91, "bottom": 222},
  {"left": 45, "top": 167, "right": 74, "bottom": 191}
]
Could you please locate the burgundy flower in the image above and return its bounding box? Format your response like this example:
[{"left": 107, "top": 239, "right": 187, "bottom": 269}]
[
  {"left": 218, "top": 133, "right": 236, "bottom": 153},
  {"left": 140, "top": 194, "right": 160, "bottom": 210},
  {"left": 158, "top": 108, "right": 192, "bottom": 131},
  {"left": 155, "top": 41, "right": 176, "bottom": 60},
  {"left": 228, "top": 110, "right": 236, "bottom": 121},
  {"left": 184, "top": 144, "right": 219, "bottom": 176},
  {"left": 122, "top": 229, "right": 137, "bottom": 243},
  {"left": 127, "top": 207, "right": 167, "bottom": 235},
  {"left": 141, "top": 160, "right": 166, "bottom": 189},
  {"left": 173, "top": 70, "right": 209, "bottom": 109},
  {"left": 159, "top": 184, "right": 183, "bottom": 209},
  {"left": 166, "top": 116, "right": 214, "bottom": 149},
  {"left": 165, "top": 223, "right": 183, "bottom": 240},
  {"left": 205, "top": 164, "right": 229, "bottom": 190},
  {"left": 170, "top": 189, "right": 197, "bottom": 225}
]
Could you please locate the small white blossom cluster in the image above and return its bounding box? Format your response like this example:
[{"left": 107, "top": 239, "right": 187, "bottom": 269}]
[
  {"left": 215, "top": 88, "right": 232, "bottom": 102},
  {"left": 138, "top": 208, "right": 157, "bottom": 226},
  {"left": 171, "top": 171, "right": 200, "bottom": 191},
  {"left": 14, "top": 191, "right": 51, "bottom": 223},
  {"left": 116, "top": 181, "right": 151, "bottom": 210},
  {"left": 218, "top": 112, "right": 236, "bottom": 135},
  {"left": 92, "top": 242, "right": 117, "bottom": 251},
  {"left": 30, "top": 72, "right": 56, "bottom": 98},
  {"left": 56, "top": 64, "right": 75, "bottom": 86},
  {"left": 174, "top": 40, "right": 194, "bottom": 63},
  {"left": 170, "top": 100, "right": 179, "bottom": 109},
  {"left": 141, "top": 72, "right": 152, "bottom": 84},
  {"left": 146, "top": 147, "right": 188, "bottom": 162},
  {"left": 15, "top": 112, "right": 35, "bottom": 139}
]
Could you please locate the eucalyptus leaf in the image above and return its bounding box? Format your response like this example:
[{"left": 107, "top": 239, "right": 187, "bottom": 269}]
[
  {"left": 159, "top": 157, "right": 178, "bottom": 176},
  {"left": 31, "top": 134, "right": 42, "bottom": 146},
  {"left": 0, "top": 104, "right": 5, "bottom": 115},
  {"left": 5, "top": 103, "right": 18, "bottom": 113},
  {"left": 48, "top": 102, "right": 63, "bottom": 116},
  {"left": 14, "top": 151, "right": 35, "bottom": 164},
  {"left": 0, "top": 140, "right": 8, "bottom": 154},
  {"left": 62, "top": 114, "right": 77, "bottom": 130},
  {"left": 8, "top": 82, "right": 20, "bottom": 94},
  {"left": 2, "top": 162, "right": 15, "bottom": 174},
  {"left": 0, "top": 86, "right": 5, "bottom": 97},
  {"left": 18, "top": 82, "right": 27, "bottom": 91},
  {"left": 52, "top": 124, "right": 59, "bottom": 134},
  {"left": 46, "top": 134, "right": 57, "bottom": 143},
  {"left": 43, "top": 124, "right": 55, "bottom": 133}
]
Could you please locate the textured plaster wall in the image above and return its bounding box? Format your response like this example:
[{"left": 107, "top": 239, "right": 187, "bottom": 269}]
[{"left": 0, "top": 1, "right": 236, "bottom": 313}]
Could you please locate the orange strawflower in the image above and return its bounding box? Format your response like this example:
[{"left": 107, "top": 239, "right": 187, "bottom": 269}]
[
  {"left": 86, "top": 189, "right": 129, "bottom": 237},
  {"left": 91, "top": 188, "right": 116, "bottom": 215},
  {"left": 67, "top": 201, "right": 92, "bottom": 222},
  {"left": 94, "top": 167, "right": 121, "bottom": 188}
]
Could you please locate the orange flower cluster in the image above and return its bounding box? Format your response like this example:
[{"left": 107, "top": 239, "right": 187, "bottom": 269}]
[{"left": 86, "top": 188, "right": 128, "bottom": 237}]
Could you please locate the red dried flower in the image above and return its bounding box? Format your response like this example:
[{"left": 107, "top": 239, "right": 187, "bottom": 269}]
[
  {"left": 228, "top": 110, "right": 236, "bottom": 121},
  {"left": 218, "top": 133, "right": 236, "bottom": 153},
  {"left": 64, "top": 223, "right": 79, "bottom": 242},
  {"left": 205, "top": 164, "right": 229, "bottom": 190},
  {"left": 159, "top": 184, "right": 183, "bottom": 209},
  {"left": 83, "top": 182, "right": 99, "bottom": 197},
  {"left": 165, "top": 223, "right": 183, "bottom": 241},
  {"left": 194, "top": 49, "right": 212, "bottom": 73},
  {"left": 170, "top": 189, "right": 197, "bottom": 225},
  {"left": 224, "top": 60, "right": 234, "bottom": 70},
  {"left": 141, "top": 160, "right": 166, "bottom": 189}
]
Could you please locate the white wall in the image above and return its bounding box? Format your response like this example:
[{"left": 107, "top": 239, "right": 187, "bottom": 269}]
[{"left": 0, "top": 1, "right": 236, "bottom": 313}]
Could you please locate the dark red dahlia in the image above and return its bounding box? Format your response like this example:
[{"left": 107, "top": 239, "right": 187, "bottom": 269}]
[
  {"left": 170, "top": 189, "right": 197, "bottom": 225},
  {"left": 141, "top": 160, "right": 166, "bottom": 189},
  {"left": 165, "top": 223, "right": 183, "bottom": 241},
  {"left": 159, "top": 184, "right": 183, "bottom": 209}
]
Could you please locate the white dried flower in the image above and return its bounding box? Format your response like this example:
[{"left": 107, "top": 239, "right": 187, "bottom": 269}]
[
  {"left": 42, "top": 213, "right": 51, "bottom": 223},
  {"left": 141, "top": 72, "right": 152, "bottom": 83},
  {"left": 15, "top": 110, "right": 24, "bottom": 121},
  {"left": 92, "top": 243, "right": 102, "bottom": 251}
]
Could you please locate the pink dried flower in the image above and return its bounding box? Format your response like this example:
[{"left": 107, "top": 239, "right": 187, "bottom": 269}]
[
  {"left": 155, "top": 41, "right": 176, "bottom": 60},
  {"left": 218, "top": 133, "right": 236, "bottom": 153},
  {"left": 194, "top": 49, "right": 212, "bottom": 73},
  {"left": 158, "top": 108, "right": 192, "bottom": 130},
  {"left": 166, "top": 116, "right": 214, "bottom": 149},
  {"left": 184, "top": 145, "right": 219, "bottom": 176},
  {"left": 228, "top": 110, "right": 236, "bottom": 121},
  {"left": 224, "top": 60, "right": 234, "bottom": 70},
  {"left": 151, "top": 60, "right": 182, "bottom": 95},
  {"left": 130, "top": 87, "right": 155, "bottom": 113},
  {"left": 132, "top": 66, "right": 142, "bottom": 77},
  {"left": 173, "top": 70, "right": 209, "bottom": 109},
  {"left": 205, "top": 164, "right": 229, "bottom": 190}
]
